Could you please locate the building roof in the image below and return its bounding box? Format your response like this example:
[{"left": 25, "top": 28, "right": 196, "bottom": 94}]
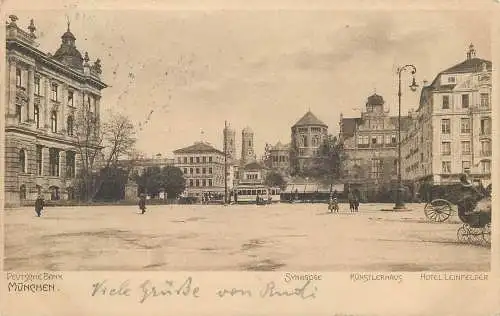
[
  {"left": 243, "top": 161, "right": 266, "bottom": 170},
  {"left": 173, "top": 142, "right": 224, "bottom": 155},
  {"left": 441, "top": 58, "right": 492, "bottom": 75},
  {"left": 52, "top": 24, "right": 84, "bottom": 70},
  {"left": 293, "top": 111, "right": 327, "bottom": 128},
  {"left": 367, "top": 93, "right": 384, "bottom": 106}
]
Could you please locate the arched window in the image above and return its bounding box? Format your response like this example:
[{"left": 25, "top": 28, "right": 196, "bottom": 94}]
[
  {"left": 34, "top": 105, "right": 40, "bottom": 128},
  {"left": 19, "top": 149, "right": 26, "bottom": 173},
  {"left": 19, "top": 184, "right": 26, "bottom": 200},
  {"left": 51, "top": 111, "right": 57, "bottom": 132},
  {"left": 67, "top": 116, "right": 74, "bottom": 136}
]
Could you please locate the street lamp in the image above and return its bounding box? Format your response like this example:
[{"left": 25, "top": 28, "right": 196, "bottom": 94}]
[{"left": 394, "top": 64, "right": 418, "bottom": 210}]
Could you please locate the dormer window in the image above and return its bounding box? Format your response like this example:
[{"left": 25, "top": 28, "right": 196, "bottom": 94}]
[{"left": 447, "top": 76, "right": 455, "bottom": 83}]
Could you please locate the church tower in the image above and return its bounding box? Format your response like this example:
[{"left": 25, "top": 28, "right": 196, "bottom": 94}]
[
  {"left": 223, "top": 123, "right": 236, "bottom": 162},
  {"left": 241, "top": 127, "right": 256, "bottom": 165}
]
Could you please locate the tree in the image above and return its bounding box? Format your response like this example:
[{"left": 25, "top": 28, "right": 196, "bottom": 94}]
[
  {"left": 303, "top": 135, "right": 347, "bottom": 190},
  {"left": 133, "top": 166, "right": 186, "bottom": 199},
  {"left": 262, "top": 143, "right": 273, "bottom": 168},
  {"left": 264, "top": 171, "right": 287, "bottom": 190},
  {"left": 74, "top": 108, "right": 137, "bottom": 202}
]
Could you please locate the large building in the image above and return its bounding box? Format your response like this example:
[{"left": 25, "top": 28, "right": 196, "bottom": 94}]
[
  {"left": 290, "top": 111, "right": 328, "bottom": 174},
  {"left": 4, "top": 16, "right": 106, "bottom": 206},
  {"left": 401, "top": 44, "right": 492, "bottom": 191},
  {"left": 339, "top": 94, "right": 413, "bottom": 200},
  {"left": 173, "top": 141, "right": 227, "bottom": 197},
  {"left": 268, "top": 141, "right": 290, "bottom": 175}
]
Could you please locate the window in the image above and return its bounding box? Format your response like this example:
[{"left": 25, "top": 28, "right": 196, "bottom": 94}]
[
  {"left": 371, "top": 137, "right": 377, "bottom": 144},
  {"left": 441, "top": 119, "right": 450, "bottom": 134},
  {"left": 357, "top": 135, "right": 369, "bottom": 148},
  {"left": 209, "top": 156, "right": 213, "bottom": 162},
  {"left": 460, "top": 118, "right": 471, "bottom": 133},
  {"left": 442, "top": 161, "right": 451, "bottom": 173},
  {"left": 68, "top": 91, "right": 74, "bottom": 107},
  {"left": 480, "top": 118, "right": 491, "bottom": 135},
  {"left": 67, "top": 116, "right": 74, "bottom": 136},
  {"left": 447, "top": 76, "right": 455, "bottom": 83},
  {"left": 462, "top": 161, "right": 471, "bottom": 174},
  {"left": 189, "top": 157, "right": 194, "bottom": 163},
  {"left": 301, "top": 135, "right": 308, "bottom": 147},
  {"left": 461, "top": 94, "right": 469, "bottom": 108},
  {"left": 442, "top": 95, "right": 450, "bottom": 109},
  {"left": 66, "top": 151, "right": 76, "bottom": 178},
  {"left": 177, "top": 157, "right": 181, "bottom": 164},
  {"left": 195, "top": 179, "right": 200, "bottom": 187},
  {"left": 202, "top": 179, "right": 206, "bottom": 187},
  {"left": 183, "top": 157, "right": 187, "bottom": 163},
  {"left": 480, "top": 93, "right": 489, "bottom": 108},
  {"left": 36, "top": 145, "right": 43, "bottom": 176},
  {"left": 196, "top": 157, "right": 200, "bottom": 163},
  {"left": 34, "top": 105, "right": 40, "bottom": 128},
  {"left": 370, "top": 159, "right": 382, "bottom": 178},
  {"left": 49, "top": 148, "right": 60, "bottom": 177},
  {"left": 189, "top": 179, "right": 194, "bottom": 187},
  {"left": 208, "top": 179, "right": 213, "bottom": 186},
  {"left": 34, "top": 77, "right": 40, "bottom": 95},
  {"left": 189, "top": 168, "right": 193, "bottom": 174},
  {"left": 481, "top": 140, "right": 492, "bottom": 156},
  {"left": 202, "top": 168, "right": 206, "bottom": 174},
  {"left": 196, "top": 168, "right": 200, "bottom": 174},
  {"left": 461, "top": 141, "right": 471, "bottom": 154},
  {"left": 19, "top": 149, "right": 26, "bottom": 173},
  {"left": 441, "top": 142, "right": 451, "bottom": 156},
  {"left": 50, "top": 111, "right": 57, "bottom": 132},
  {"left": 183, "top": 168, "right": 187, "bottom": 174},
  {"left": 202, "top": 156, "right": 206, "bottom": 163},
  {"left": 311, "top": 136, "right": 319, "bottom": 147},
  {"left": 481, "top": 160, "right": 491, "bottom": 173},
  {"left": 51, "top": 83, "right": 58, "bottom": 101},
  {"left": 209, "top": 167, "right": 213, "bottom": 174},
  {"left": 16, "top": 68, "right": 22, "bottom": 87}
]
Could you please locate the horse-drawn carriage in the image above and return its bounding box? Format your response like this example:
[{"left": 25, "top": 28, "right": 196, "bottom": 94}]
[{"left": 423, "top": 183, "right": 491, "bottom": 245}]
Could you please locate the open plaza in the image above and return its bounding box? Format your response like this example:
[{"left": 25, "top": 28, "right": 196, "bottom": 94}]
[{"left": 4, "top": 203, "right": 490, "bottom": 271}]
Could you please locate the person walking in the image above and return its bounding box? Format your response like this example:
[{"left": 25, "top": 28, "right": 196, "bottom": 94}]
[
  {"left": 353, "top": 189, "right": 360, "bottom": 212},
  {"left": 348, "top": 190, "right": 354, "bottom": 212},
  {"left": 138, "top": 194, "right": 147, "bottom": 214},
  {"left": 34, "top": 195, "right": 44, "bottom": 217}
]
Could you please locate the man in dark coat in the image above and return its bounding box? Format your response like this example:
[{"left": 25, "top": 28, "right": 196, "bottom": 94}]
[
  {"left": 35, "top": 195, "right": 44, "bottom": 217},
  {"left": 139, "top": 194, "right": 147, "bottom": 214}
]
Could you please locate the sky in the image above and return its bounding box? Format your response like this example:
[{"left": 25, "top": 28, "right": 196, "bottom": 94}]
[{"left": 11, "top": 9, "right": 491, "bottom": 158}]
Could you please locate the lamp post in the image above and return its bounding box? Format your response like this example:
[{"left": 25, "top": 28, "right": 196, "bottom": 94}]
[
  {"left": 394, "top": 65, "right": 418, "bottom": 210},
  {"left": 224, "top": 120, "right": 228, "bottom": 206}
]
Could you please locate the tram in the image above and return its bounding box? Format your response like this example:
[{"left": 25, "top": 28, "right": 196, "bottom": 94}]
[{"left": 234, "top": 185, "right": 281, "bottom": 204}]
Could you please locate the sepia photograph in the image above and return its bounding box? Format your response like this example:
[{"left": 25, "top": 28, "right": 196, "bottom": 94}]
[{"left": 2, "top": 6, "right": 493, "bottom": 275}]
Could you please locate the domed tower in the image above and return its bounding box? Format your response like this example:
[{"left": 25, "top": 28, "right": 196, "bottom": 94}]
[
  {"left": 52, "top": 22, "right": 84, "bottom": 70},
  {"left": 365, "top": 93, "right": 385, "bottom": 113},
  {"left": 241, "top": 127, "right": 256, "bottom": 165},
  {"left": 223, "top": 123, "right": 236, "bottom": 162}
]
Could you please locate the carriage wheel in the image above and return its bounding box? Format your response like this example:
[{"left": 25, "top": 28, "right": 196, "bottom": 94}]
[
  {"left": 424, "top": 199, "right": 453, "bottom": 222},
  {"left": 457, "top": 226, "right": 469, "bottom": 243},
  {"left": 482, "top": 224, "right": 491, "bottom": 246},
  {"left": 468, "top": 227, "right": 484, "bottom": 244}
]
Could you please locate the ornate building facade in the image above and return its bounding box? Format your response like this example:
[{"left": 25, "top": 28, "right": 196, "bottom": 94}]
[
  {"left": 339, "top": 94, "right": 412, "bottom": 200},
  {"left": 4, "top": 16, "right": 106, "bottom": 206},
  {"left": 290, "top": 111, "right": 328, "bottom": 174},
  {"left": 401, "top": 45, "right": 492, "bottom": 191}
]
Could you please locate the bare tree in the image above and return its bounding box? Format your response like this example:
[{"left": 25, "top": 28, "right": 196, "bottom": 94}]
[{"left": 74, "top": 106, "right": 137, "bottom": 202}]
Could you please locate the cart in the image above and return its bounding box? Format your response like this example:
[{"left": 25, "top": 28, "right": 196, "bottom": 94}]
[{"left": 423, "top": 184, "right": 464, "bottom": 223}]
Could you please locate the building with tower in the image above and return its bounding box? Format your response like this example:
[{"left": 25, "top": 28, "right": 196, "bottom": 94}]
[
  {"left": 401, "top": 44, "right": 492, "bottom": 195},
  {"left": 339, "top": 94, "right": 413, "bottom": 201},
  {"left": 241, "top": 126, "right": 256, "bottom": 166},
  {"left": 290, "top": 111, "right": 328, "bottom": 174},
  {"left": 4, "top": 16, "right": 107, "bottom": 206}
]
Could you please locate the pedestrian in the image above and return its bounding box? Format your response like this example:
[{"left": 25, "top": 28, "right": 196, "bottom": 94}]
[
  {"left": 353, "top": 189, "right": 360, "bottom": 212},
  {"left": 348, "top": 190, "right": 354, "bottom": 212},
  {"left": 138, "top": 194, "right": 147, "bottom": 214},
  {"left": 34, "top": 195, "right": 44, "bottom": 217}
]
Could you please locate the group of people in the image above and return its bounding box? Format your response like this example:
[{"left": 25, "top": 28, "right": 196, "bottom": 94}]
[{"left": 328, "top": 189, "right": 360, "bottom": 213}]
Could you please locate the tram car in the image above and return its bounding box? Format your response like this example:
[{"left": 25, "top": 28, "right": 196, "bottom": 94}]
[{"left": 234, "top": 185, "right": 281, "bottom": 204}]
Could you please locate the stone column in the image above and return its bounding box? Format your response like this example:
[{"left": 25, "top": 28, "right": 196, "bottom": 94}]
[
  {"left": 27, "top": 66, "right": 35, "bottom": 122},
  {"left": 43, "top": 77, "right": 50, "bottom": 129},
  {"left": 8, "top": 58, "right": 17, "bottom": 116},
  {"left": 61, "top": 84, "right": 67, "bottom": 133}
]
